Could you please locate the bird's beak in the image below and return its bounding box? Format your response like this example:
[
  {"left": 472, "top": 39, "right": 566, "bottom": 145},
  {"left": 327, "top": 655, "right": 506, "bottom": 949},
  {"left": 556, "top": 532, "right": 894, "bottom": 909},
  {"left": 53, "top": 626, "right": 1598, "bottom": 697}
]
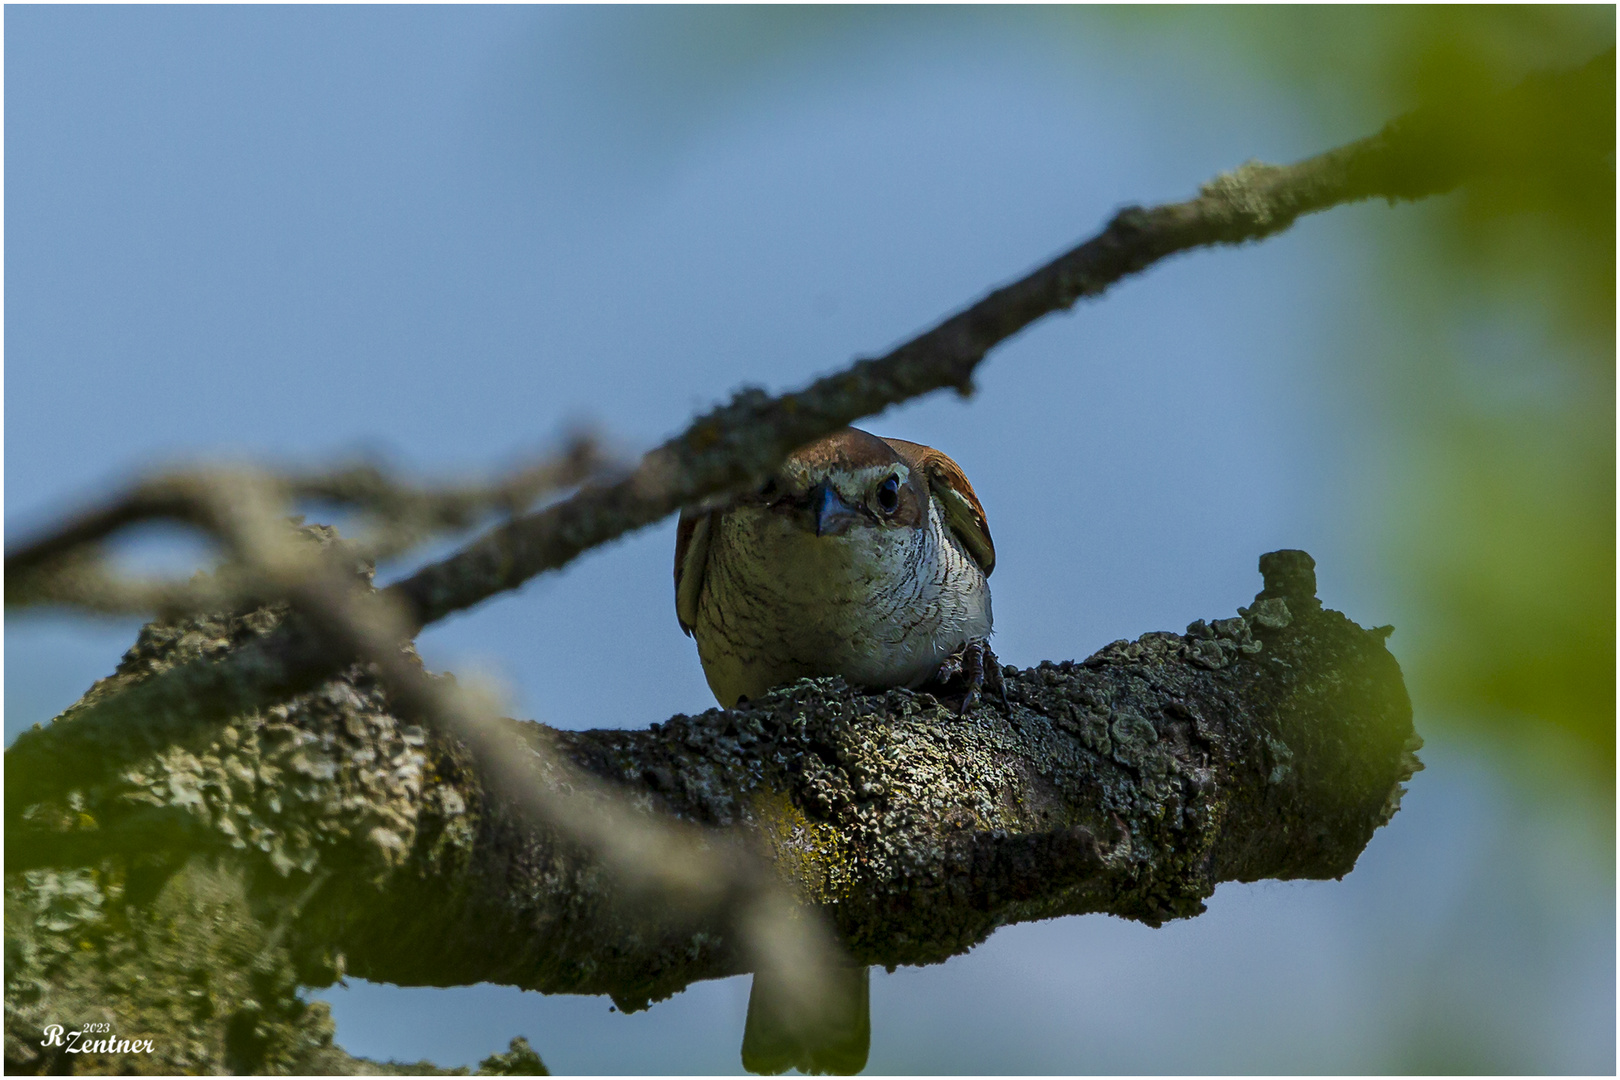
[{"left": 805, "top": 480, "right": 859, "bottom": 537}]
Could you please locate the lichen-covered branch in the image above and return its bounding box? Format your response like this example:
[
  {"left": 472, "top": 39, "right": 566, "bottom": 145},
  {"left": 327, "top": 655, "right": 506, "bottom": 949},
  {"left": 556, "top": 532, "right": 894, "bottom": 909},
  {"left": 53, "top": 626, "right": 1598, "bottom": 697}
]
[{"left": 5, "top": 551, "right": 1419, "bottom": 1072}]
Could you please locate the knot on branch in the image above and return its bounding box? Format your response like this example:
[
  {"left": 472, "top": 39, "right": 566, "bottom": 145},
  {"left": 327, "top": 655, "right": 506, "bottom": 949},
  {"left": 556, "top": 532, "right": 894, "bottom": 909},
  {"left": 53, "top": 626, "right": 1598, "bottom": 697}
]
[{"left": 1255, "top": 548, "right": 1320, "bottom": 614}]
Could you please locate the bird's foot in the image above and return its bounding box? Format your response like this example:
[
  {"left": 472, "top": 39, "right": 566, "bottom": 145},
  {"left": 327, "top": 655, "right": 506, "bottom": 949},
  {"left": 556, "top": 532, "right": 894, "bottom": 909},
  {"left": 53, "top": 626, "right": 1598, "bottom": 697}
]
[{"left": 928, "top": 638, "right": 1006, "bottom": 715}]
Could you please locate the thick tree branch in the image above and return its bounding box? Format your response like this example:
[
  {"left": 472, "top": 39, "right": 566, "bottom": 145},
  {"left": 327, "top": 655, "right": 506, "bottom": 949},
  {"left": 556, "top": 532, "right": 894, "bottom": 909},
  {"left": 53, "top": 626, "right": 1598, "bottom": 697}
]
[{"left": 6, "top": 551, "right": 1420, "bottom": 1072}]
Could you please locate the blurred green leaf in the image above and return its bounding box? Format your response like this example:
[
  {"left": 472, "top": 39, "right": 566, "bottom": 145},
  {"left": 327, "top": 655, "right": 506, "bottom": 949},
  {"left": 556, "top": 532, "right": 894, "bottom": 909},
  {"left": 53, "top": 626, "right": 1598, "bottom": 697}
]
[
  {"left": 1055, "top": 6, "right": 1616, "bottom": 785},
  {"left": 1205, "top": 7, "right": 1616, "bottom": 785}
]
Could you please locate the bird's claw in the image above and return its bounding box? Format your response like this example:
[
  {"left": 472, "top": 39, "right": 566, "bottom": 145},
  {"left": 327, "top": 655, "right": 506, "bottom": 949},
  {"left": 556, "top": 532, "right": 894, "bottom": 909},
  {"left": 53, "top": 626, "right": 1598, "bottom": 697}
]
[{"left": 929, "top": 638, "right": 1005, "bottom": 716}]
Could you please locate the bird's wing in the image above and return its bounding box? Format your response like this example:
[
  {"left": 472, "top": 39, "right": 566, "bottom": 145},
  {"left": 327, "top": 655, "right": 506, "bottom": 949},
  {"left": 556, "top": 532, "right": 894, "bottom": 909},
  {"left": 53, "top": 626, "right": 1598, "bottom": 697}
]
[
  {"left": 881, "top": 439, "right": 995, "bottom": 577},
  {"left": 673, "top": 508, "right": 713, "bottom": 636}
]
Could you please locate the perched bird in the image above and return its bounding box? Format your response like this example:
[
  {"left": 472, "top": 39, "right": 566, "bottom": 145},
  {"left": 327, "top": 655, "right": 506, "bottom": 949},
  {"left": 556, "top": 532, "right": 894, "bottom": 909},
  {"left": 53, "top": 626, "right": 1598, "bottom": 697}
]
[
  {"left": 675, "top": 427, "right": 1001, "bottom": 713},
  {"left": 674, "top": 427, "right": 1001, "bottom": 1076}
]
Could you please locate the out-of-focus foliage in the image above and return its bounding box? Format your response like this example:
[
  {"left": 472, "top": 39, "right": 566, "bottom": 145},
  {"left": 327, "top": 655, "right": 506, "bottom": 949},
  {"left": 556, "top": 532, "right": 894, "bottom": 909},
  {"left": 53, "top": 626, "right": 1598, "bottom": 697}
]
[
  {"left": 1202, "top": 7, "right": 1615, "bottom": 785},
  {"left": 1061, "top": 6, "right": 1616, "bottom": 786}
]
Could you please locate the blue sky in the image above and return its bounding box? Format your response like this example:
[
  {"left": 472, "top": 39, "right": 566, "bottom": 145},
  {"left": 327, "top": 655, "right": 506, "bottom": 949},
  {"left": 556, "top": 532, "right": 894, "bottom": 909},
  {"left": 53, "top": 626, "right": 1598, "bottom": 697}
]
[{"left": 6, "top": 7, "right": 1611, "bottom": 1072}]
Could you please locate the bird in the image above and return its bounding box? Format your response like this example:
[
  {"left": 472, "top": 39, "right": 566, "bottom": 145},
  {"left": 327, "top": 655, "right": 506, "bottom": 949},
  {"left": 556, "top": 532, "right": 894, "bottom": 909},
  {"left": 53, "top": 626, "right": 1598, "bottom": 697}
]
[
  {"left": 673, "top": 427, "right": 1001, "bottom": 1076},
  {"left": 674, "top": 426, "right": 1001, "bottom": 714}
]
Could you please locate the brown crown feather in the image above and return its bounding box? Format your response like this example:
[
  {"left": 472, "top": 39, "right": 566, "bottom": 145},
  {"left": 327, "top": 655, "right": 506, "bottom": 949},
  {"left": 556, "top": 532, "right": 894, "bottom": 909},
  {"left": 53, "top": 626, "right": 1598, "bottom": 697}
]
[
  {"left": 674, "top": 428, "right": 994, "bottom": 634},
  {"left": 879, "top": 436, "right": 995, "bottom": 576}
]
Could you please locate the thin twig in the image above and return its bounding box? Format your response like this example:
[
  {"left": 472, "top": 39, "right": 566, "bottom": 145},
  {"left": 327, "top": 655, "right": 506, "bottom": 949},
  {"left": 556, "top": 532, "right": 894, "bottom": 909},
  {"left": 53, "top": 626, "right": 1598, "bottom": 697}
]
[{"left": 6, "top": 433, "right": 610, "bottom": 609}]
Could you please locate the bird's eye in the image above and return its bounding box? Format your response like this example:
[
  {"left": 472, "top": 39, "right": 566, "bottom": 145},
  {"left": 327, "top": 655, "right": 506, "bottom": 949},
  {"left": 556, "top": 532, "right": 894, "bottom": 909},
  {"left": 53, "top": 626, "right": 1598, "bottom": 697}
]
[{"left": 875, "top": 474, "right": 901, "bottom": 514}]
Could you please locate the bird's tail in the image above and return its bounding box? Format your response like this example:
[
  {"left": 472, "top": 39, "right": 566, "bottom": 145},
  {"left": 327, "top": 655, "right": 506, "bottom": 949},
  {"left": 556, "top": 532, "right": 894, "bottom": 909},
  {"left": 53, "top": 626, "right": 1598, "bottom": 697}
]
[{"left": 741, "top": 962, "right": 870, "bottom": 1075}]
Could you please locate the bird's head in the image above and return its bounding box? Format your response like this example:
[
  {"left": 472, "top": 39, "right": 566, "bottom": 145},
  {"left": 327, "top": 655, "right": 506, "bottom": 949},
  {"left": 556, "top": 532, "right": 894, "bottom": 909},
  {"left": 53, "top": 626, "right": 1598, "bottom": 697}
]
[
  {"left": 745, "top": 429, "right": 928, "bottom": 538},
  {"left": 673, "top": 427, "right": 995, "bottom": 639}
]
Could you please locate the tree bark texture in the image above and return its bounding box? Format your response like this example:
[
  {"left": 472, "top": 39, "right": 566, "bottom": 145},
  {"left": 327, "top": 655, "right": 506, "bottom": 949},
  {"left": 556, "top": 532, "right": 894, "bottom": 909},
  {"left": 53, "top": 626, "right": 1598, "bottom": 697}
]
[{"left": 5, "top": 551, "right": 1419, "bottom": 1073}]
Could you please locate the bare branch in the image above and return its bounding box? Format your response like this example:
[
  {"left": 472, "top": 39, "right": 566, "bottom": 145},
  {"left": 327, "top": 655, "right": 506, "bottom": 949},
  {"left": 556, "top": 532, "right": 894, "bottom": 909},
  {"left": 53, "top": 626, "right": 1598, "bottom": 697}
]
[
  {"left": 386, "top": 49, "right": 1614, "bottom": 631},
  {"left": 4, "top": 554, "right": 264, "bottom": 618},
  {"left": 4, "top": 431, "right": 609, "bottom": 588}
]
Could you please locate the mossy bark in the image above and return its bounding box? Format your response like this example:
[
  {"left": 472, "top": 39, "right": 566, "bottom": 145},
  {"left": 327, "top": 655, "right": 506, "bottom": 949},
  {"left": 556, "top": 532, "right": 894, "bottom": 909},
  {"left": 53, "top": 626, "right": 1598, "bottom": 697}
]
[{"left": 5, "top": 551, "right": 1418, "bottom": 1073}]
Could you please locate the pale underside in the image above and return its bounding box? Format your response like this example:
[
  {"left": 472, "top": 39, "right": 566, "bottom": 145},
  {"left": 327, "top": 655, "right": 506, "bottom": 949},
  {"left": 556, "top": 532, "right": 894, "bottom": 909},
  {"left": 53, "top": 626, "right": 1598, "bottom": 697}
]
[{"left": 692, "top": 494, "right": 992, "bottom": 707}]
